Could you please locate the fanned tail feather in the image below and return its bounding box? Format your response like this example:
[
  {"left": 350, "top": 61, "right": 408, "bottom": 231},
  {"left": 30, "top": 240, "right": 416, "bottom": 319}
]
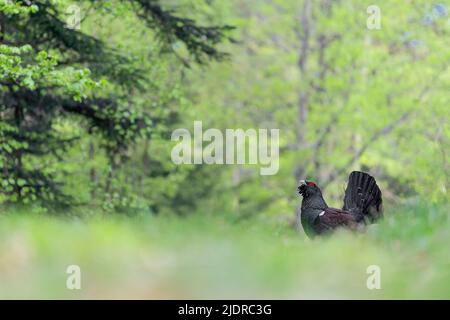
[{"left": 343, "top": 171, "right": 383, "bottom": 223}]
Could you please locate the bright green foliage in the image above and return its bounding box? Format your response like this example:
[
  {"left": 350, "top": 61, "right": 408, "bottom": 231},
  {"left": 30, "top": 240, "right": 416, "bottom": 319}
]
[
  {"left": 182, "top": 0, "right": 449, "bottom": 221},
  {"left": 0, "top": 0, "right": 448, "bottom": 219},
  {"left": 0, "top": 45, "right": 99, "bottom": 100},
  {"left": 0, "top": 0, "right": 448, "bottom": 300},
  {"left": 0, "top": 0, "right": 38, "bottom": 15},
  {"left": 0, "top": 4, "right": 101, "bottom": 205},
  {"left": 0, "top": 0, "right": 231, "bottom": 209}
]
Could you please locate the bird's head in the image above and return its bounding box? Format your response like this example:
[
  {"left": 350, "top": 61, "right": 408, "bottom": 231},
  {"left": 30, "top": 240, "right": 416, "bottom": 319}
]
[{"left": 298, "top": 180, "right": 321, "bottom": 198}]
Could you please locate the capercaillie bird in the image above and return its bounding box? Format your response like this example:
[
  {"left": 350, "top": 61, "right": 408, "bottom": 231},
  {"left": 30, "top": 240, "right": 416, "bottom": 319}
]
[{"left": 298, "top": 171, "right": 383, "bottom": 238}]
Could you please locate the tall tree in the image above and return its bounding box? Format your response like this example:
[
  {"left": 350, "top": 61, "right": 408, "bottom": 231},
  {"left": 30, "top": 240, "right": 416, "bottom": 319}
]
[{"left": 0, "top": 0, "right": 232, "bottom": 207}]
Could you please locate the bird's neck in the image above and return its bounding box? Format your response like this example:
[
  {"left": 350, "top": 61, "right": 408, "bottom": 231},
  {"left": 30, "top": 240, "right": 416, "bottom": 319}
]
[
  {"left": 301, "top": 193, "right": 328, "bottom": 211},
  {"left": 300, "top": 192, "right": 328, "bottom": 237}
]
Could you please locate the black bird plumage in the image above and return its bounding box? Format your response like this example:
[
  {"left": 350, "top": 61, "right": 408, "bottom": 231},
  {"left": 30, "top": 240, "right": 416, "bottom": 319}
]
[{"left": 298, "top": 171, "right": 383, "bottom": 238}]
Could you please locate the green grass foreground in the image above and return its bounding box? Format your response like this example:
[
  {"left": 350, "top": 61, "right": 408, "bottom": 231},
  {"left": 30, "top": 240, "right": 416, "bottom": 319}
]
[{"left": 0, "top": 202, "right": 449, "bottom": 299}]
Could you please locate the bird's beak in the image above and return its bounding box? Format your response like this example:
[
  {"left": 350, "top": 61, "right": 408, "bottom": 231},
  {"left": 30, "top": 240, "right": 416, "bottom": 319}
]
[{"left": 298, "top": 180, "right": 307, "bottom": 195}]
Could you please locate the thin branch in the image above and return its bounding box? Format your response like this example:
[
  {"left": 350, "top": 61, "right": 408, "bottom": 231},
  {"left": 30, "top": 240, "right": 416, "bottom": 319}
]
[
  {"left": 322, "top": 110, "right": 413, "bottom": 188},
  {"left": 322, "top": 63, "right": 449, "bottom": 187}
]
